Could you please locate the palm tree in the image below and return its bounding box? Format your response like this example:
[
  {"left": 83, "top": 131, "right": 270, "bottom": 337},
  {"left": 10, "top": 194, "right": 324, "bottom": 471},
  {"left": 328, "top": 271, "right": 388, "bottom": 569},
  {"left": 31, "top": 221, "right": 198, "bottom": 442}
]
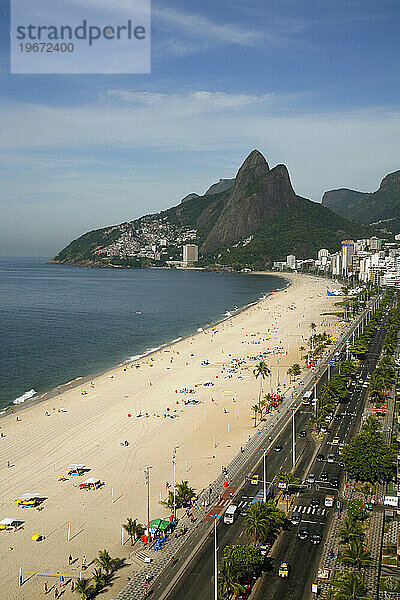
[
  {"left": 123, "top": 518, "right": 143, "bottom": 545},
  {"left": 276, "top": 471, "right": 298, "bottom": 489},
  {"left": 299, "top": 346, "right": 306, "bottom": 360},
  {"left": 175, "top": 480, "right": 196, "bottom": 506},
  {"left": 95, "top": 549, "right": 119, "bottom": 575},
  {"left": 217, "top": 560, "right": 246, "bottom": 599},
  {"left": 287, "top": 367, "right": 293, "bottom": 383},
  {"left": 245, "top": 502, "right": 270, "bottom": 544},
  {"left": 309, "top": 323, "right": 317, "bottom": 359},
  {"left": 291, "top": 363, "right": 301, "bottom": 377},
  {"left": 92, "top": 567, "right": 106, "bottom": 590},
  {"left": 245, "top": 500, "right": 285, "bottom": 544},
  {"left": 331, "top": 571, "right": 370, "bottom": 600},
  {"left": 340, "top": 537, "right": 372, "bottom": 571},
  {"left": 251, "top": 404, "right": 259, "bottom": 427},
  {"left": 253, "top": 361, "right": 271, "bottom": 404},
  {"left": 74, "top": 577, "right": 94, "bottom": 600},
  {"left": 337, "top": 517, "right": 363, "bottom": 544}
]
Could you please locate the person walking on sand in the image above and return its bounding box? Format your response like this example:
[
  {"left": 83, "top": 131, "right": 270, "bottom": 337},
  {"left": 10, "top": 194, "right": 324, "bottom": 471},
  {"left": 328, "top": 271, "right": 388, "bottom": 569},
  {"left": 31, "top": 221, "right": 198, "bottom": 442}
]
[
  {"left": 54, "top": 588, "right": 59, "bottom": 599},
  {"left": 68, "top": 554, "right": 72, "bottom": 565},
  {"left": 44, "top": 581, "right": 48, "bottom": 594}
]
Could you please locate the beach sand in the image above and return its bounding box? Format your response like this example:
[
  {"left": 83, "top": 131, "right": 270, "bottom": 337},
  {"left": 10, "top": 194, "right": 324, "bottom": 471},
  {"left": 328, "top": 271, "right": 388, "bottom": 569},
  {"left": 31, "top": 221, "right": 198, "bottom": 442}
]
[{"left": 0, "top": 273, "right": 344, "bottom": 599}]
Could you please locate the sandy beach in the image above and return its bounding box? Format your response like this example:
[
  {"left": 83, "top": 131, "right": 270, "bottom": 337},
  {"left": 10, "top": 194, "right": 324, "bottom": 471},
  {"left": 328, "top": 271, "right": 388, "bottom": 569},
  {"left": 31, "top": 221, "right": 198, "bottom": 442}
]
[{"left": 0, "top": 273, "right": 344, "bottom": 599}]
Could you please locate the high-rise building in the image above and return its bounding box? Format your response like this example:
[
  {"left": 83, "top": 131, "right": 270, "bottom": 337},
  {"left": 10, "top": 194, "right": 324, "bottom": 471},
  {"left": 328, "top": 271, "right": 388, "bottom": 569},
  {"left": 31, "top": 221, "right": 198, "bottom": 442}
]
[
  {"left": 182, "top": 244, "right": 199, "bottom": 266},
  {"left": 286, "top": 254, "right": 296, "bottom": 269},
  {"left": 341, "top": 240, "right": 355, "bottom": 276},
  {"left": 369, "top": 237, "right": 382, "bottom": 251}
]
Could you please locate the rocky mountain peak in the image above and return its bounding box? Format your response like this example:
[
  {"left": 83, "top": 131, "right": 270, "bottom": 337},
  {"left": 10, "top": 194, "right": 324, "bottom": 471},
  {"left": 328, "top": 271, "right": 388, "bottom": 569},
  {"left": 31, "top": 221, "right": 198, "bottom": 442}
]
[{"left": 233, "top": 149, "right": 270, "bottom": 191}]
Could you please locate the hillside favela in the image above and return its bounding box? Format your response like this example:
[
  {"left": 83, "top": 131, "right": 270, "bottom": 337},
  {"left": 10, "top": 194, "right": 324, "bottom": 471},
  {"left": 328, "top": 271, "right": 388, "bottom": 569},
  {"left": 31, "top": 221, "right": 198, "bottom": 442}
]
[{"left": 2, "top": 2, "right": 400, "bottom": 600}]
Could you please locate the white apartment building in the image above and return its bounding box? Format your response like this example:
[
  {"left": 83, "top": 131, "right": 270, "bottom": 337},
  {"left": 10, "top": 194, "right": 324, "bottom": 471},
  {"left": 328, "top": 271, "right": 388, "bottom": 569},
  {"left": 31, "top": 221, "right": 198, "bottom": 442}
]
[
  {"left": 286, "top": 254, "right": 296, "bottom": 269},
  {"left": 182, "top": 244, "right": 199, "bottom": 266}
]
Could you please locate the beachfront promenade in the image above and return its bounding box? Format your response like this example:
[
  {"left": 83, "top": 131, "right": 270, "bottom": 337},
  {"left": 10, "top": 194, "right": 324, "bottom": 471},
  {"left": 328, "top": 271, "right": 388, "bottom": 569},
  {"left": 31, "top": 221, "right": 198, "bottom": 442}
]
[
  {"left": 114, "top": 293, "right": 379, "bottom": 600},
  {"left": 0, "top": 273, "right": 345, "bottom": 599}
]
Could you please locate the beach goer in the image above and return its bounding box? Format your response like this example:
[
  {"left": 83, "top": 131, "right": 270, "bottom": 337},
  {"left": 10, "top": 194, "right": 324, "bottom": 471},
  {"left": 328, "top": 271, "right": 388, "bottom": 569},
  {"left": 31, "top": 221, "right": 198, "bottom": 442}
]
[
  {"left": 71, "top": 581, "right": 74, "bottom": 592},
  {"left": 54, "top": 588, "right": 59, "bottom": 598},
  {"left": 68, "top": 554, "right": 73, "bottom": 564},
  {"left": 59, "top": 575, "right": 64, "bottom": 586},
  {"left": 82, "top": 554, "right": 86, "bottom": 567},
  {"left": 7, "top": 460, "right": 10, "bottom": 468},
  {"left": 44, "top": 581, "right": 48, "bottom": 594}
]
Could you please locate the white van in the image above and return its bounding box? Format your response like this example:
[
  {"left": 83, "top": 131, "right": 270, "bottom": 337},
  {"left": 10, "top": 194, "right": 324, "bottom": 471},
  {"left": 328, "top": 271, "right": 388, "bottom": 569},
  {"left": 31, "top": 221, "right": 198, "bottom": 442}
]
[
  {"left": 324, "top": 495, "right": 334, "bottom": 508},
  {"left": 224, "top": 504, "right": 239, "bottom": 524},
  {"left": 302, "top": 390, "right": 313, "bottom": 405}
]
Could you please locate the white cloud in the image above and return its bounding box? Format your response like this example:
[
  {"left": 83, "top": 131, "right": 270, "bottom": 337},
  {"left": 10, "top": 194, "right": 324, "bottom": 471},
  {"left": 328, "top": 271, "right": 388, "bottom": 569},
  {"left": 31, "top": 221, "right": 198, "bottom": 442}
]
[
  {"left": 153, "top": 7, "right": 265, "bottom": 47},
  {"left": 1, "top": 91, "right": 399, "bottom": 254}
]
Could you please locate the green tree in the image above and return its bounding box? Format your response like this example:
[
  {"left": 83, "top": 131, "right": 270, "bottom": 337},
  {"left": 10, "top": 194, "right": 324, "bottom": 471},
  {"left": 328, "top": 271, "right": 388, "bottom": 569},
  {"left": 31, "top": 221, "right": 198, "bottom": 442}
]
[
  {"left": 337, "top": 516, "right": 363, "bottom": 544},
  {"left": 276, "top": 471, "right": 298, "bottom": 490},
  {"left": 253, "top": 361, "right": 271, "bottom": 405},
  {"left": 342, "top": 426, "right": 396, "bottom": 483},
  {"left": 92, "top": 567, "right": 106, "bottom": 590},
  {"left": 95, "top": 549, "right": 119, "bottom": 575},
  {"left": 175, "top": 480, "right": 196, "bottom": 506},
  {"left": 291, "top": 363, "right": 301, "bottom": 377},
  {"left": 161, "top": 480, "right": 196, "bottom": 510},
  {"left": 74, "top": 577, "right": 94, "bottom": 600},
  {"left": 332, "top": 571, "right": 370, "bottom": 600},
  {"left": 251, "top": 403, "right": 260, "bottom": 427},
  {"left": 245, "top": 500, "right": 285, "bottom": 544},
  {"left": 340, "top": 537, "right": 372, "bottom": 571},
  {"left": 123, "top": 518, "right": 143, "bottom": 546},
  {"left": 299, "top": 346, "right": 306, "bottom": 360},
  {"left": 346, "top": 499, "right": 367, "bottom": 522}
]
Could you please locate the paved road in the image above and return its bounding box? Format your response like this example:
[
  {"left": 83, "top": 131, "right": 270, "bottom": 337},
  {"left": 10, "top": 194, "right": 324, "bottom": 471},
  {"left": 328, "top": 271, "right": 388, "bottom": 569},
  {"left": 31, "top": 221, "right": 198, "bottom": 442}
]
[
  {"left": 165, "top": 304, "right": 389, "bottom": 600},
  {"left": 253, "top": 307, "right": 390, "bottom": 600}
]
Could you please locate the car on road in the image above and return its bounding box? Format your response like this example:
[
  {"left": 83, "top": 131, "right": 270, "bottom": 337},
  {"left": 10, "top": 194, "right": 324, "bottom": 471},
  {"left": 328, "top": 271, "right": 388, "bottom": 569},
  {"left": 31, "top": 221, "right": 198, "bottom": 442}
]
[
  {"left": 260, "top": 542, "right": 273, "bottom": 556},
  {"left": 278, "top": 563, "right": 289, "bottom": 578},
  {"left": 298, "top": 526, "right": 309, "bottom": 540},
  {"left": 310, "top": 530, "right": 322, "bottom": 545},
  {"left": 274, "top": 444, "right": 283, "bottom": 452},
  {"left": 331, "top": 475, "right": 339, "bottom": 488},
  {"left": 320, "top": 472, "right": 329, "bottom": 482},
  {"left": 299, "top": 430, "right": 307, "bottom": 437},
  {"left": 327, "top": 453, "right": 336, "bottom": 463},
  {"left": 250, "top": 474, "right": 260, "bottom": 485},
  {"left": 291, "top": 511, "right": 301, "bottom": 526},
  {"left": 307, "top": 473, "right": 316, "bottom": 484},
  {"left": 311, "top": 497, "right": 320, "bottom": 507},
  {"left": 316, "top": 453, "right": 324, "bottom": 462},
  {"left": 332, "top": 436, "right": 340, "bottom": 445}
]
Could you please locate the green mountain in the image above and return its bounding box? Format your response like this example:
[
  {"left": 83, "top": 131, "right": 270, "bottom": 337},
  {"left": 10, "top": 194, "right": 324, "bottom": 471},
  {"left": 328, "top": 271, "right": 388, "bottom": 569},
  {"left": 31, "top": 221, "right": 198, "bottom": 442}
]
[
  {"left": 322, "top": 170, "right": 400, "bottom": 233},
  {"left": 50, "top": 150, "right": 377, "bottom": 270}
]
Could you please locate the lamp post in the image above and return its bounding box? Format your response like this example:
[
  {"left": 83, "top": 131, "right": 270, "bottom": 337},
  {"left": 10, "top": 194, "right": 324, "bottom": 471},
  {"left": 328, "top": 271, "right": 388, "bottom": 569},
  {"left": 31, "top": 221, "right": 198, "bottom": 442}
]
[
  {"left": 144, "top": 466, "right": 153, "bottom": 542},
  {"left": 261, "top": 448, "right": 268, "bottom": 502},
  {"left": 172, "top": 445, "right": 180, "bottom": 521},
  {"left": 210, "top": 514, "right": 219, "bottom": 600}
]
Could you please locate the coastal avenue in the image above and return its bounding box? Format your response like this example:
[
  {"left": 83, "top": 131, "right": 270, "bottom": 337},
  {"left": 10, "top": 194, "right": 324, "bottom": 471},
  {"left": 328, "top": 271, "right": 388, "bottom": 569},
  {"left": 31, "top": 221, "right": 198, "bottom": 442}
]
[{"left": 159, "top": 298, "right": 387, "bottom": 600}]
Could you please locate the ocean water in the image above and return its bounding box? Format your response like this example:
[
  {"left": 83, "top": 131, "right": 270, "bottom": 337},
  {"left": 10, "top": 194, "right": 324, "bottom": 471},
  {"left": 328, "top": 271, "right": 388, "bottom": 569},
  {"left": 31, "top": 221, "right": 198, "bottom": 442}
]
[{"left": 0, "top": 256, "right": 287, "bottom": 411}]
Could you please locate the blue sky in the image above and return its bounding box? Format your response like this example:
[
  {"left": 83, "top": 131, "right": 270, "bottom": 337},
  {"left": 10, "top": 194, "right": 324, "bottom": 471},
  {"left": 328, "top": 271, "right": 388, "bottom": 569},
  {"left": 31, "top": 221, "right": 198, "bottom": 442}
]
[{"left": 0, "top": 0, "right": 399, "bottom": 255}]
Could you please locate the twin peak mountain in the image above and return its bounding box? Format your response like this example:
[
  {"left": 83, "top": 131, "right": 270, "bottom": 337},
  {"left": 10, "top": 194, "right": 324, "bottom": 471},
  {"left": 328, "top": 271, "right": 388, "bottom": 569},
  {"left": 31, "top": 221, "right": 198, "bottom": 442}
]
[{"left": 51, "top": 150, "right": 376, "bottom": 268}]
